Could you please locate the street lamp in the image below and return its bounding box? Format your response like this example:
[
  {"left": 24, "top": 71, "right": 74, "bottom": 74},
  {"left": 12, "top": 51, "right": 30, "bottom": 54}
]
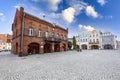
[{"left": 52, "top": 23, "right": 55, "bottom": 52}]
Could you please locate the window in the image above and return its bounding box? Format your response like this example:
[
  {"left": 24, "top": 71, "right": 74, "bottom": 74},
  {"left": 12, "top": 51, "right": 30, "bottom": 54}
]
[
  {"left": 38, "top": 30, "right": 42, "bottom": 37},
  {"left": 64, "top": 35, "right": 66, "bottom": 40},
  {"left": 45, "top": 31, "right": 49, "bottom": 38},
  {"left": 96, "top": 34, "right": 98, "bottom": 36},
  {"left": 86, "top": 39, "right": 87, "bottom": 42},
  {"left": 97, "top": 39, "right": 99, "bottom": 42},
  {"left": 52, "top": 32, "right": 54, "bottom": 37},
  {"left": 83, "top": 39, "right": 85, "bottom": 42},
  {"left": 90, "top": 39, "right": 91, "bottom": 43},
  {"left": 102, "top": 39, "right": 104, "bottom": 41},
  {"left": 57, "top": 33, "right": 59, "bottom": 38},
  {"left": 93, "top": 39, "right": 95, "bottom": 42},
  {"left": 81, "top": 39, "right": 82, "bottom": 42},
  {"left": 28, "top": 27, "right": 33, "bottom": 36}
]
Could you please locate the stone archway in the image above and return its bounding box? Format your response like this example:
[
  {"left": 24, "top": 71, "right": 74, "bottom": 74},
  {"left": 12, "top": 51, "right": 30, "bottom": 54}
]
[
  {"left": 16, "top": 43, "right": 18, "bottom": 54},
  {"left": 54, "top": 43, "right": 60, "bottom": 52},
  {"left": 81, "top": 44, "right": 87, "bottom": 50},
  {"left": 28, "top": 42, "right": 39, "bottom": 54},
  {"left": 104, "top": 44, "right": 113, "bottom": 49},
  {"left": 91, "top": 45, "right": 99, "bottom": 49},
  {"left": 44, "top": 43, "right": 51, "bottom": 53}
]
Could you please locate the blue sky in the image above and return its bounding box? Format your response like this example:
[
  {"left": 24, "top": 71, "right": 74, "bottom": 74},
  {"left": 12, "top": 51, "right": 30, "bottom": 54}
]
[{"left": 0, "top": 0, "right": 120, "bottom": 40}]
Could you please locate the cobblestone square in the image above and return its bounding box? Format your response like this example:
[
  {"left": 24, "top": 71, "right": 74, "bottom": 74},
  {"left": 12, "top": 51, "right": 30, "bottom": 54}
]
[{"left": 0, "top": 50, "right": 120, "bottom": 80}]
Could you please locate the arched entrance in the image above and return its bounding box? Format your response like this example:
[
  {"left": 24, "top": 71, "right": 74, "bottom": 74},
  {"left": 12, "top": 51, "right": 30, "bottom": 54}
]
[
  {"left": 81, "top": 44, "right": 87, "bottom": 50},
  {"left": 28, "top": 43, "right": 39, "bottom": 54},
  {"left": 104, "top": 44, "right": 113, "bottom": 49},
  {"left": 91, "top": 45, "right": 99, "bottom": 49},
  {"left": 44, "top": 43, "right": 51, "bottom": 53},
  {"left": 16, "top": 43, "right": 18, "bottom": 54},
  {"left": 54, "top": 43, "right": 60, "bottom": 52}
]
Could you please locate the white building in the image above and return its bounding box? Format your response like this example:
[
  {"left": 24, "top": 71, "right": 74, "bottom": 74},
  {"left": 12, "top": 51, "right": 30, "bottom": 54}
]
[
  {"left": 101, "top": 32, "right": 117, "bottom": 49},
  {"left": 78, "top": 27, "right": 89, "bottom": 49},
  {"left": 68, "top": 38, "right": 73, "bottom": 49},
  {"left": 89, "top": 30, "right": 102, "bottom": 49}
]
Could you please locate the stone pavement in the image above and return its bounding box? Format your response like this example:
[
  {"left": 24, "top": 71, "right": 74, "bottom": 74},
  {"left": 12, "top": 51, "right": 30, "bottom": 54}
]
[{"left": 0, "top": 50, "right": 120, "bottom": 80}]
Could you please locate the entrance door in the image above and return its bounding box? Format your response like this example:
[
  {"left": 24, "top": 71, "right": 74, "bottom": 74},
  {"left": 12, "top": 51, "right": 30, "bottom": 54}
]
[
  {"left": 63, "top": 44, "right": 66, "bottom": 51},
  {"left": 81, "top": 44, "right": 87, "bottom": 50},
  {"left": 91, "top": 45, "right": 99, "bottom": 49},
  {"left": 104, "top": 44, "right": 113, "bottom": 49},
  {"left": 28, "top": 43, "right": 39, "bottom": 54},
  {"left": 55, "top": 43, "right": 60, "bottom": 52},
  {"left": 44, "top": 43, "right": 51, "bottom": 53},
  {"left": 16, "top": 43, "right": 18, "bottom": 54}
]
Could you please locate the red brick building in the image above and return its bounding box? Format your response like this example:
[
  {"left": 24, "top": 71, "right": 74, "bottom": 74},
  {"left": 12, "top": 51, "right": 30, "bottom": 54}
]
[
  {"left": 12, "top": 7, "right": 68, "bottom": 56},
  {"left": 0, "top": 34, "right": 12, "bottom": 50}
]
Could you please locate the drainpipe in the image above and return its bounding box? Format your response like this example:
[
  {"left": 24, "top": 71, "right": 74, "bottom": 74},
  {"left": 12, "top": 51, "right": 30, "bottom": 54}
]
[{"left": 20, "top": 13, "right": 25, "bottom": 56}]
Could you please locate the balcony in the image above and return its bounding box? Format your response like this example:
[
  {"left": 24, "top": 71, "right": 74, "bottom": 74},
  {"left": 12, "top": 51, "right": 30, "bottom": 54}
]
[{"left": 44, "top": 37, "right": 62, "bottom": 42}]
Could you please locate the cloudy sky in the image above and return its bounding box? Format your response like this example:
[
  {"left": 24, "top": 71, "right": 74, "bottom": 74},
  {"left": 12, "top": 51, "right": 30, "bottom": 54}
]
[{"left": 0, "top": 0, "right": 120, "bottom": 39}]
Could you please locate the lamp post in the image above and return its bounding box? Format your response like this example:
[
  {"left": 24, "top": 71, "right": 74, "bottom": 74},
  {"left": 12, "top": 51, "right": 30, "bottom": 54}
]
[{"left": 52, "top": 23, "right": 55, "bottom": 52}]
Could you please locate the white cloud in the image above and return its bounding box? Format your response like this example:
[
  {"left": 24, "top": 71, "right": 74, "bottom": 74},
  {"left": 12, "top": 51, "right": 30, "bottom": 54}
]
[
  {"left": 61, "top": 7, "right": 76, "bottom": 24},
  {"left": 48, "top": 0, "right": 62, "bottom": 11},
  {"left": 48, "top": 13, "right": 61, "bottom": 18},
  {"left": 85, "top": 6, "right": 99, "bottom": 18},
  {"left": 0, "top": 13, "right": 4, "bottom": 16},
  {"left": 79, "top": 24, "right": 95, "bottom": 31},
  {"left": 68, "top": 0, "right": 87, "bottom": 15},
  {"left": 97, "top": 0, "right": 107, "bottom": 6},
  {"left": 61, "top": 0, "right": 88, "bottom": 24},
  {"left": 0, "top": 13, "right": 5, "bottom": 22},
  {"left": 14, "top": 5, "right": 20, "bottom": 9},
  {"left": 108, "top": 15, "right": 113, "bottom": 19}
]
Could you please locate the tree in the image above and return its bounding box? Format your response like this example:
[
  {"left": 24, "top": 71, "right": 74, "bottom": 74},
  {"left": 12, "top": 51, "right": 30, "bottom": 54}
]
[
  {"left": 73, "top": 36, "right": 77, "bottom": 50},
  {"left": 68, "top": 41, "right": 72, "bottom": 50}
]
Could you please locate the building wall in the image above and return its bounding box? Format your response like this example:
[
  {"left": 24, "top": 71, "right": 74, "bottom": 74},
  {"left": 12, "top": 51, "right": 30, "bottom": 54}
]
[
  {"left": 78, "top": 28, "right": 89, "bottom": 49},
  {"left": 116, "top": 41, "right": 120, "bottom": 49},
  {"left": 101, "top": 32, "right": 117, "bottom": 49},
  {"left": 12, "top": 7, "right": 68, "bottom": 55},
  {"left": 89, "top": 30, "right": 101, "bottom": 49},
  {"left": 0, "top": 34, "right": 12, "bottom": 51},
  {"left": 68, "top": 38, "right": 73, "bottom": 49}
]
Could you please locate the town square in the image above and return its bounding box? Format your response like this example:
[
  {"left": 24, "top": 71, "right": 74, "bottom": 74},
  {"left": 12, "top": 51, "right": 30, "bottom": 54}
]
[
  {"left": 0, "top": 0, "right": 120, "bottom": 80},
  {"left": 0, "top": 50, "right": 120, "bottom": 80}
]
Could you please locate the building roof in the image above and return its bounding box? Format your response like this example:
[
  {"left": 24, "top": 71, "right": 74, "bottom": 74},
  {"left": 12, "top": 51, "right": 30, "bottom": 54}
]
[
  {"left": 0, "top": 34, "right": 12, "bottom": 43},
  {"left": 24, "top": 11, "right": 68, "bottom": 33}
]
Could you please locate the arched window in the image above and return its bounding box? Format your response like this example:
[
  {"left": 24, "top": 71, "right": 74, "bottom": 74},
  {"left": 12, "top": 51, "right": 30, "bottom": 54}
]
[
  {"left": 28, "top": 27, "right": 33, "bottom": 36},
  {"left": 38, "top": 30, "right": 42, "bottom": 37}
]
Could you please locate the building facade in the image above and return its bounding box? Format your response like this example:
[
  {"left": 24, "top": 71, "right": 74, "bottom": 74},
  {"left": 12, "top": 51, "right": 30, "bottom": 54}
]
[
  {"left": 12, "top": 7, "right": 68, "bottom": 55},
  {"left": 89, "top": 30, "right": 102, "bottom": 49},
  {"left": 68, "top": 38, "right": 73, "bottom": 49},
  {"left": 101, "top": 32, "right": 117, "bottom": 49},
  {"left": 79, "top": 28, "right": 89, "bottom": 49},
  {"left": 116, "top": 40, "right": 120, "bottom": 49},
  {"left": 0, "top": 34, "right": 12, "bottom": 51}
]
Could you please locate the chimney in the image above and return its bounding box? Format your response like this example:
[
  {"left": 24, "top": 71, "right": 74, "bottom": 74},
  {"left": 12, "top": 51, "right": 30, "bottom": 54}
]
[{"left": 20, "top": 7, "right": 24, "bottom": 12}]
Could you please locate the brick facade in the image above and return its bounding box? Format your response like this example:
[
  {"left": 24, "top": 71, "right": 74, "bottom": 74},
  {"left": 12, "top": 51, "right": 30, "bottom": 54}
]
[
  {"left": 0, "top": 34, "right": 12, "bottom": 50},
  {"left": 12, "top": 7, "right": 68, "bottom": 56}
]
